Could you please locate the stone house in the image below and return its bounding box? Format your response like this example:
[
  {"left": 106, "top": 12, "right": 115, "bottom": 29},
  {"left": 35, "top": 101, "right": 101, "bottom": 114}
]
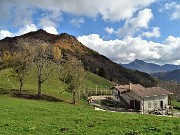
[{"left": 111, "top": 83, "right": 173, "bottom": 114}]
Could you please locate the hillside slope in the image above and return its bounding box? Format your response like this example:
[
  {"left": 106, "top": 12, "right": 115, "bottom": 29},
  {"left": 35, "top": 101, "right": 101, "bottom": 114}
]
[
  {"left": 0, "top": 30, "right": 157, "bottom": 87},
  {"left": 0, "top": 68, "right": 113, "bottom": 102},
  {"left": 152, "top": 69, "right": 180, "bottom": 82}
]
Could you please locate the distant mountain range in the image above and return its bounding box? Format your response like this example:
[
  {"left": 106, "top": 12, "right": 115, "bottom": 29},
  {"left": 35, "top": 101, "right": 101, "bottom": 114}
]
[
  {"left": 152, "top": 70, "right": 180, "bottom": 82},
  {"left": 0, "top": 30, "right": 157, "bottom": 87},
  {"left": 121, "top": 59, "right": 180, "bottom": 74}
]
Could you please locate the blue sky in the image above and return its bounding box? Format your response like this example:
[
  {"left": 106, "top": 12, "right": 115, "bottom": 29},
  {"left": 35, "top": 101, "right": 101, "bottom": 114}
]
[{"left": 0, "top": 0, "right": 180, "bottom": 65}]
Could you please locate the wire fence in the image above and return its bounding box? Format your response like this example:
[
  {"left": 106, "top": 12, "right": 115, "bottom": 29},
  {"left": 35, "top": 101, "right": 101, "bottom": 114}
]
[{"left": 77, "top": 85, "right": 112, "bottom": 99}]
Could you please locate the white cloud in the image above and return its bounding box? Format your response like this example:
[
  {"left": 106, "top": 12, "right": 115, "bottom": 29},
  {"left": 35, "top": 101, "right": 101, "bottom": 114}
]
[
  {"left": 164, "top": 2, "right": 176, "bottom": 10},
  {"left": 117, "top": 8, "right": 153, "bottom": 38},
  {"left": 164, "top": 36, "right": 180, "bottom": 47},
  {"left": 105, "top": 27, "right": 114, "bottom": 34},
  {"left": 38, "top": 13, "right": 60, "bottom": 34},
  {"left": 78, "top": 34, "right": 180, "bottom": 65},
  {"left": 170, "top": 5, "right": 180, "bottom": 20},
  {"left": 128, "top": 8, "right": 153, "bottom": 28},
  {"left": 141, "top": 27, "right": 161, "bottom": 38},
  {"left": 0, "top": 24, "right": 59, "bottom": 40},
  {"left": 0, "top": 30, "right": 12, "bottom": 40},
  {"left": 162, "top": 2, "right": 180, "bottom": 20},
  {"left": 38, "top": 10, "right": 63, "bottom": 29},
  {"left": 33, "top": 0, "right": 157, "bottom": 21},
  {"left": 0, "top": 24, "right": 37, "bottom": 40},
  {"left": 0, "top": 0, "right": 33, "bottom": 27},
  {"left": 43, "top": 26, "right": 58, "bottom": 35},
  {"left": 13, "top": 24, "right": 37, "bottom": 36},
  {"left": 70, "top": 17, "right": 85, "bottom": 27},
  {"left": 39, "top": 17, "right": 57, "bottom": 28},
  {"left": 0, "top": 0, "right": 157, "bottom": 28}
]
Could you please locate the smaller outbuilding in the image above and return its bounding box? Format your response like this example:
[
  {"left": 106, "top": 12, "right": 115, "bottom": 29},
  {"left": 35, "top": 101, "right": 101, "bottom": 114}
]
[{"left": 111, "top": 83, "right": 173, "bottom": 114}]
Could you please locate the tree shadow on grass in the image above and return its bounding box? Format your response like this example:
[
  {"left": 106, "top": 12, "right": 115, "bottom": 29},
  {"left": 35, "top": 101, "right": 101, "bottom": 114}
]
[
  {"left": 0, "top": 88, "right": 63, "bottom": 102},
  {"left": 0, "top": 88, "right": 20, "bottom": 94},
  {"left": 12, "top": 93, "right": 63, "bottom": 102}
]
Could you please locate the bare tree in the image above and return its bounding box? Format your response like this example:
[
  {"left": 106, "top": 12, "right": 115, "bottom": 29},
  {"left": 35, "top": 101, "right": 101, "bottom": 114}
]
[
  {"left": 2, "top": 38, "right": 62, "bottom": 95},
  {"left": 2, "top": 47, "right": 31, "bottom": 92},
  {"left": 59, "top": 57, "right": 85, "bottom": 104},
  {"left": 28, "top": 39, "right": 62, "bottom": 96}
]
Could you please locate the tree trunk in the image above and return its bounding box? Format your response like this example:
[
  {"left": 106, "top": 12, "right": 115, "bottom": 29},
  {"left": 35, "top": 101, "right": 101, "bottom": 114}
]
[
  {"left": 72, "top": 91, "right": 76, "bottom": 105},
  {"left": 38, "top": 80, "right": 41, "bottom": 96},
  {"left": 38, "top": 67, "right": 42, "bottom": 97},
  {"left": 19, "top": 80, "right": 23, "bottom": 93}
]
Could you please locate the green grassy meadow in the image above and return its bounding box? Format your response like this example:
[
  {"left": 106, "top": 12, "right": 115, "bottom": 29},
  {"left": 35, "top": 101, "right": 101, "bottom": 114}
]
[
  {"left": 0, "top": 68, "right": 180, "bottom": 135},
  {"left": 0, "top": 95, "right": 180, "bottom": 135}
]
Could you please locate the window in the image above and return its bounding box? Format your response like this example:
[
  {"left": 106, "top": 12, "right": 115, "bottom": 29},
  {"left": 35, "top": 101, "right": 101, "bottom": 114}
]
[{"left": 148, "top": 102, "right": 151, "bottom": 108}]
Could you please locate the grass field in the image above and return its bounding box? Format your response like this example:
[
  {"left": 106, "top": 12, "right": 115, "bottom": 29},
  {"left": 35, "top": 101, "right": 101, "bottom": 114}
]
[
  {"left": 172, "top": 99, "right": 180, "bottom": 110},
  {"left": 0, "top": 68, "right": 180, "bottom": 135},
  {"left": 0, "top": 95, "right": 180, "bottom": 135}
]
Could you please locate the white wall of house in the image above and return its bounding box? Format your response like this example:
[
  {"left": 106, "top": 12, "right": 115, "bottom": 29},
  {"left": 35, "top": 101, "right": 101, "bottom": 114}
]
[{"left": 142, "top": 95, "right": 168, "bottom": 113}]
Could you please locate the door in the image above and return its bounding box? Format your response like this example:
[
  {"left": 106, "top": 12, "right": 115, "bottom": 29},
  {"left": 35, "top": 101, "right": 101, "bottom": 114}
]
[
  {"left": 130, "top": 100, "right": 140, "bottom": 110},
  {"left": 135, "top": 100, "right": 140, "bottom": 110},
  {"left": 160, "top": 101, "right": 163, "bottom": 109},
  {"left": 130, "top": 100, "right": 135, "bottom": 109}
]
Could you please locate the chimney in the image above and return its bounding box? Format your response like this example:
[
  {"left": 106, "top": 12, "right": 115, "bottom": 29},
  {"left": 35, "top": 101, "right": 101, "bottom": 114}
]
[{"left": 129, "top": 82, "right": 131, "bottom": 90}]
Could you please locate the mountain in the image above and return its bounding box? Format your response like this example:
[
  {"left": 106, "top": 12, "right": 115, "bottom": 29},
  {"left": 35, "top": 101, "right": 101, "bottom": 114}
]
[
  {"left": 0, "top": 30, "right": 157, "bottom": 87},
  {"left": 152, "top": 69, "right": 180, "bottom": 82},
  {"left": 121, "top": 59, "right": 180, "bottom": 73}
]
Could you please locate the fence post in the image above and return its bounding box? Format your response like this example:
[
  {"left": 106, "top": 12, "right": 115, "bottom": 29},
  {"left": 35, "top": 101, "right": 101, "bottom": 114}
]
[
  {"left": 90, "top": 86, "right": 91, "bottom": 96},
  {"left": 100, "top": 85, "right": 102, "bottom": 95},
  {"left": 83, "top": 85, "right": 85, "bottom": 94},
  {"left": 96, "top": 85, "right": 97, "bottom": 95},
  {"left": 109, "top": 86, "right": 110, "bottom": 95},
  {"left": 88, "top": 86, "right": 89, "bottom": 96},
  {"left": 79, "top": 90, "right": 81, "bottom": 99}
]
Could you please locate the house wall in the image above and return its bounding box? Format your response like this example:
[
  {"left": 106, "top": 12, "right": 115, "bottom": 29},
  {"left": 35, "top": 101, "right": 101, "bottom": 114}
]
[
  {"left": 112, "top": 88, "right": 143, "bottom": 109},
  {"left": 142, "top": 95, "right": 169, "bottom": 114},
  {"left": 121, "top": 91, "right": 144, "bottom": 110},
  {"left": 112, "top": 88, "right": 143, "bottom": 102},
  {"left": 111, "top": 89, "right": 119, "bottom": 101},
  {"left": 112, "top": 88, "right": 169, "bottom": 114},
  {"left": 112, "top": 88, "right": 121, "bottom": 96},
  {"left": 121, "top": 91, "right": 142, "bottom": 104}
]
